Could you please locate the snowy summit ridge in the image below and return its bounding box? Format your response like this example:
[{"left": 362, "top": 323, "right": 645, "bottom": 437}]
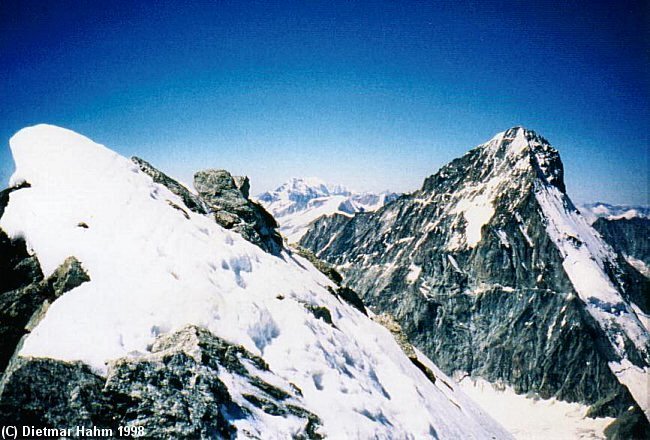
[{"left": 0, "top": 124, "right": 510, "bottom": 439}]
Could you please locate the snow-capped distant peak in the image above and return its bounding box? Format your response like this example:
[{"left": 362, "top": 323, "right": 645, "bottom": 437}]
[
  {"left": 579, "top": 202, "right": 650, "bottom": 224},
  {"left": 260, "top": 177, "right": 351, "bottom": 203},
  {"left": 257, "top": 178, "right": 398, "bottom": 243}
]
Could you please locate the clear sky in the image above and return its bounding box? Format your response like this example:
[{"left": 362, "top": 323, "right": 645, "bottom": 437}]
[{"left": 1, "top": 0, "right": 648, "bottom": 203}]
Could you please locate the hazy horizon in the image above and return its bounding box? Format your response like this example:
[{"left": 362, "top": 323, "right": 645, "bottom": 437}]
[{"left": 2, "top": 0, "right": 648, "bottom": 204}]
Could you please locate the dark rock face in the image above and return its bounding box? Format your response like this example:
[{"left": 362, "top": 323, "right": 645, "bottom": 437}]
[
  {"left": 594, "top": 217, "right": 650, "bottom": 277},
  {"left": 0, "top": 326, "right": 322, "bottom": 439},
  {"left": 0, "top": 235, "right": 90, "bottom": 375},
  {"left": 194, "top": 169, "right": 283, "bottom": 255},
  {"left": 0, "top": 229, "right": 46, "bottom": 374},
  {"left": 0, "top": 357, "right": 116, "bottom": 428},
  {"left": 132, "top": 156, "right": 207, "bottom": 214},
  {"left": 300, "top": 127, "right": 648, "bottom": 425},
  {"left": 604, "top": 405, "right": 650, "bottom": 440}
]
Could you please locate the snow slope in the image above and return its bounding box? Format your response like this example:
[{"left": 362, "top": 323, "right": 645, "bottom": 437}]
[
  {"left": 457, "top": 377, "right": 615, "bottom": 440},
  {"left": 0, "top": 124, "right": 510, "bottom": 439},
  {"left": 535, "top": 182, "right": 650, "bottom": 419},
  {"left": 257, "top": 178, "right": 396, "bottom": 243}
]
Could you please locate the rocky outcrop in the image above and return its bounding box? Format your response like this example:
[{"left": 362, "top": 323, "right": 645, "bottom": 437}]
[
  {"left": 373, "top": 313, "right": 438, "bottom": 385},
  {"left": 300, "top": 127, "right": 649, "bottom": 428},
  {"left": 133, "top": 158, "right": 283, "bottom": 255},
  {"left": 194, "top": 169, "right": 283, "bottom": 255},
  {"left": 132, "top": 156, "right": 207, "bottom": 214},
  {"left": 0, "top": 185, "right": 90, "bottom": 375},
  {"left": 290, "top": 245, "right": 343, "bottom": 285},
  {"left": 0, "top": 325, "right": 322, "bottom": 439}
]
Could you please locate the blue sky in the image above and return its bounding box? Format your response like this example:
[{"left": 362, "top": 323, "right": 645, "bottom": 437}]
[{"left": 1, "top": 0, "right": 647, "bottom": 203}]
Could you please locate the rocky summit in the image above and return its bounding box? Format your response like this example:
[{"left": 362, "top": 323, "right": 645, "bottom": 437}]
[
  {"left": 195, "top": 169, "right": 283, "bottom": 255},
  {"left": 301, "top": 127, "right": 650, "bottom": 434}
]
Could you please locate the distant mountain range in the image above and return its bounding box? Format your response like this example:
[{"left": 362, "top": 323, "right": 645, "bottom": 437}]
[
  {"left": 579, "top": 202, "right": 650, "bottom": 224},
  {"left": 257, "top": 177, "right": 398, "bottom": 243}
]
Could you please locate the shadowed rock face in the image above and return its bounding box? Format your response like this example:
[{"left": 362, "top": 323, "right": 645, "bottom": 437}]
[
  {"left": 593, "top": 217, "right": 650, "bottom": 277},
  {"left": 0, "top": 326, "right": 322, "bottom": 439},
  {"left": 194, "top": 169, "right": 283, "bottom": 255},
  {"left": 300, "top": 128, "right": 649, "bottom": 429}
]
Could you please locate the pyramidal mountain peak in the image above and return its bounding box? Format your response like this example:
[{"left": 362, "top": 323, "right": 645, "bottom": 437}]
[{"left": 301, "top": 127, "right": 650, "bottom": 436}]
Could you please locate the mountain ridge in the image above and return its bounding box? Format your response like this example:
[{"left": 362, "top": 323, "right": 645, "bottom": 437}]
[
  {"left": 0, "top": 124, "right": 511, "bottom": 439},
  {"left": 300, "top": 126, "right": 650, "bottom": 435}
]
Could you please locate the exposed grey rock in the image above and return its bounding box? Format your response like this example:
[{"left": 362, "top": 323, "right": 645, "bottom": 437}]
[
  {"left": 303, "top": 303, "right": 334, "bottom": 326},
  {"left": 132, "top": 156, "right": 207, "bottom": 215},
  {"left": 132, "top": 159, "right": 283, "bottom": 255},
  {"left": 328, "top": 286, "right": 367, "bottom": 316},
  {"left": 0, "top": 182, "right": 30, "bottom": 219},
  {"left": 0, "top": 357, "right": 118, "bottom": 428},
  {"left": 300, "top": 127, "right": 648, "bottom": 428},
  {"left": 372, "top": 313, "right": 416, "bottom": 358},
  {"left": 0, "top": 326, "right": 322, "bottom": 439},
  {"left": 0, "top": 232, "right": 90, "bottom": 375},
  {"left": 233, "top": 175, "right": 251, "bottom": 199},
  {"left": 604, "top": 405, "right": 650, "bottom": 440},
  {"left": 194, "top": 169, "right": 283, "bottom": 255},
  {"left": 47, "top": 256, "right": 91, "bottom": 297}
]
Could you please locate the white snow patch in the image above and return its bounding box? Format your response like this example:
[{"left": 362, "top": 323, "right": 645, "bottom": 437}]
[
  {"left": 496, "top": 230, "right": 510, "bottom": 248},
  {"left": 406, "top": 264, "right": 422, "bottom": 283},
  {"left": 447, "top": 255, "right": 462, "bottom": 273},
  {"left": 609, "top": 359, "right": 650, "bottom": 419},
  {"left": 457, "top": 376, "right": 615, "bottom": 440},
  {"left": 453, "top": 192, "right": 495, "bottom": 248},
  {"left": 631, "top": 302, "right": 650, "bottom": 333},
  {"left": 624, "top": 255, "right": 650, "bottom": 278},
  {"left": 257, "top": 179, "right": 395, "bottom": 243}
]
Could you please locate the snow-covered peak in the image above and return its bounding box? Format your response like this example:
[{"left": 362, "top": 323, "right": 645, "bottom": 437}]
[
  {"left": 0, "top": 124, "right": 510, "bottom": 439},
  {"left": 417, "top": 128, "right": 566, "bottom": 251},
  {"left": 258, "top": 178, "right": 398, "bottom": 243},
  {"left": 579, "top": 202, "right": 650, "bottom": 224},
  {"left": 259, "top": 177, "right": 352, "bottom": 204}
]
